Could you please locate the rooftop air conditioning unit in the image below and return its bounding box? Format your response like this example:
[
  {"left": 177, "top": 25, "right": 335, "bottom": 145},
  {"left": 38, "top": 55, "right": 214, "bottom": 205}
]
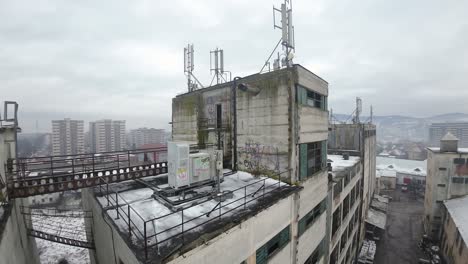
[{"left": 168, "top": 142, "right": 190, "bottom": 189}]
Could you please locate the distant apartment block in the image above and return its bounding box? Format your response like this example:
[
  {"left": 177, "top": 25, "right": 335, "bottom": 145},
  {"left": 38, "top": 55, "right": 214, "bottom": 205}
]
[
  {"left": 51, "top": 118, "right": 84, "bottom": 156},
  {"left": 128, "top": 128, "right": 165, "bottom": 149},
  {"left": 89, "top": 120, "right": 126, "bottom": 153},
  {"left": 429, "top": 123, "right": 468, "bottom": 148}
]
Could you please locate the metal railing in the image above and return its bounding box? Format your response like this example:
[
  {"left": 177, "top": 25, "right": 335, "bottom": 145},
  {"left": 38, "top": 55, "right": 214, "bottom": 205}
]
[
  {"left": 20, "top": 206, "right": 95, "bottom": 249},
  {"left": 98, "top": 170, "right": 292, "bottom": 260},
  {"left": 6, "top": 147, "right": 168, "bottom": 198}
]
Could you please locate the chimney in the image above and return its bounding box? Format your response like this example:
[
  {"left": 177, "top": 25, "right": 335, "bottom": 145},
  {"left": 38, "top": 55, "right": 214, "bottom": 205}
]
[{"left": 440, "top": 132, "right": 459, "bottom": 152}]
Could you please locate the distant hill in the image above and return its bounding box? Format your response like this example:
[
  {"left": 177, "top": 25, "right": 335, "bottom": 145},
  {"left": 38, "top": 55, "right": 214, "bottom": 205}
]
[{"left": 332, "top": 113, "right": 468, "bottom": 142}]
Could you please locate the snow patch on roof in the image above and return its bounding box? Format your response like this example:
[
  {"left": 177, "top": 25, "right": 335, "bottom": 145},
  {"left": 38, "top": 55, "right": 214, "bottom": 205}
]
[
  {"left": 328, "top": 155, "right": 360, "bottom": 172},
  {"left": 366, "top": 208, "right": 387, "bottom": 229},
  {"left": 428, "top": 147, "right": 468, "bottom": 154},
  {"left": 444, "top": 196, "right": 468, "bottom": 244},
  {"left": 376, "top": 157, "right": 427, "bottom": 176}
]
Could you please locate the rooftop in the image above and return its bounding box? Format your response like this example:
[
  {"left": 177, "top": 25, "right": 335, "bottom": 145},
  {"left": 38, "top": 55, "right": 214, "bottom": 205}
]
[
  {"left": 366, "top": 208, "right": 387, "bottom": 230},
  {"left": 376, "top": 169, "right": 397, "bottom": 178},
  {"left": 328, "top": 154, "right": 361, "bottom": 172},
  {"left": 376, "top": 156, "right": 427, "bottom": 176},
  {"left": 92, "top": 170, "right": 298, "bottom": 262},
  {"left": 427, "top": 147, "right": 468, "bottom": 154},
  {"left": 444, "top": 195, "right": 468, "bottom": 244}
]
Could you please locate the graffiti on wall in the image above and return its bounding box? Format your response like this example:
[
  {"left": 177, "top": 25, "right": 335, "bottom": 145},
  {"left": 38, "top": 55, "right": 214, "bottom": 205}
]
[{"left": 239, "top": 140, "right": 280, "bottom": 175}]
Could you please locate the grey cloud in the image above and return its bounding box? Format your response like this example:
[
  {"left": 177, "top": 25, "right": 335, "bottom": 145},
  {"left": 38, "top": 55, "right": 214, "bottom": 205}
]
[{"left": 1, "top": 0, "right": 467, "bottom": 133}]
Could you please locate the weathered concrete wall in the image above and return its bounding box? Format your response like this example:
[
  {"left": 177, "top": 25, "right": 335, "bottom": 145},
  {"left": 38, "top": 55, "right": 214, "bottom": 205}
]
[
  {"left": 82, "top": 189, "right": 140, "bottom": 264},
  {"left": 0, "top": 199, "right": 40, "bottom": 264},
  {"left": 328, "top": 125, "right": 361, "bottom": 151},
  {"left": 168, "top": 194, "right": 295, "bottom": 264},
  {"left": 0, "top": 127, "right": 40, "bottom": 264},
  {"left": 424, "top": 150, "right": 468, "bottom": 238},
  {"left": 440, "top": 208, "right": 468, "bottom": 264},
  {"left": 236, "top": 70, "right": 292, "bottom": 177},
  {"left": 297, "top": 107, "right": 328, "bottom": 144},
  {"left": 296, "top": 213, "right": 326, "bottom": 264}
]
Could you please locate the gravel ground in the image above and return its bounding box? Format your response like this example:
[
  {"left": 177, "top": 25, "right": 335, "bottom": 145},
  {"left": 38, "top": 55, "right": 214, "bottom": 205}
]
[{"left": 374, "top": 189, "right": 427, "bottom": 264}]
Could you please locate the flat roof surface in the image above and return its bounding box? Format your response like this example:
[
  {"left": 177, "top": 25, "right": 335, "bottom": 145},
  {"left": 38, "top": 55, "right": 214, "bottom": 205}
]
[
  {"left": 93, "top": 171, "right": 298, "bottom": 262},
  {"left": 328, "top": 155, "right": 360, "bottom": 172},
  {"left": 366, "top": 208, "right": 387, "bottom": 230},
  {"left": 444, "top": 195, "right": 468, "bottom": 244},
  {"left": 376, "top": 157, "right": 427, "bottom": 176},
  {"left": 376, "top": 169, "right": 397, "bottom": 178},
  {"left": 427, "top": 147, "right": 468, "bottom": 154}
]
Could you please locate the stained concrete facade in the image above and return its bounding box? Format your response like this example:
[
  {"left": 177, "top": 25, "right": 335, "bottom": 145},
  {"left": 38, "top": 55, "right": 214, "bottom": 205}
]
[
  {"left": 171, "top": 64, "right": 330, "bottom": 263},
  {"left": 440, "top": 196, "right": 468, "bottom": 264},
  {"left": 0, "top": 120, "right": 40, "bottom": 264},
  {"left": 83, "top": 65, "right": 330, "bottom": 264},
  {"left": 424, "top": 146, "right": 468, "bottom": 240},
  {"left": 328, "top": 155, "right": 363, "bottom": 264},
  {"left": 328, "top": 123, "right": 377, "bottom": 262}
]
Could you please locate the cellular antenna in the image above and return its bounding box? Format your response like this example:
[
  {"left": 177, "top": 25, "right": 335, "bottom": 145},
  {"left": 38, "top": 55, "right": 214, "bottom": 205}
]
[
  {"left": 354, "top": 97, "right": 362, "bottom": 124},
  {"left": 260, "top": 0, "right": 295, "bottom": 73},
  {"left": 210, "top": 48, "right": 231, "bottom": 85},
  {"left": 184, "top": 44, "right": 204, "bottom": 92}
]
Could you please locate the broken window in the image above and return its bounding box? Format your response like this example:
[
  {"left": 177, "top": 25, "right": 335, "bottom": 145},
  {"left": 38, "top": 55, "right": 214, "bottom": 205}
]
[
  {"left": 299, "top": 141, "right": 326, "bottom": 180},
  {"left": 304, "top": 239, "right": 325, "bottom": 264},
  {"left": 256, "top": 226, "right": 290, "bottom": 264},
  {"left": 296, "top": 85, "right": 327, "bottom": 110},
  {"left": 298, "top": 198, "right": 327, "bottom": 236}
]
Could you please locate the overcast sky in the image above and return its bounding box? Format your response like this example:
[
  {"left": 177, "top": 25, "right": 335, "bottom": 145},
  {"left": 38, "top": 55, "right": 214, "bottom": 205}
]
[{"left": 1, "top": 0, "right": 467, "bottom": 133}]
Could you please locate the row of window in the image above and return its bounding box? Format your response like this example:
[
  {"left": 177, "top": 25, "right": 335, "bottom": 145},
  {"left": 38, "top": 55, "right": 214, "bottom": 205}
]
[
  {"left": 452, "top": 177, "right": 468, "bottom": 184},
  {"left": 331, "top": 213, "right": 360, "bottom": 264},
  {"left": 296, "top": 85, "right": 328, "bottom": 111},
  {"left": 304, "top": 239, "right": 325, "bottom": 264},
  {"left": 255, "top": 226, "right": 290, "bottom": 264},
  {"left": 299, "top": 141, "right": 327, "bottom": 180},
  {"left": 332, "top": 180, "right": 361, "bottom": 238},
  {"left": 252, "top": 199, "right": 328, "bottom": 264},
  {"left": 298, "top": 198, "right": 327, "bottom": 237}
]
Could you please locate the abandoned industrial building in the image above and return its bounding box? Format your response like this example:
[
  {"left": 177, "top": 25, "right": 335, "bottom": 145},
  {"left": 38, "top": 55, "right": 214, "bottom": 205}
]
[{"left": 0, "top": 65, "right": 378, "bottom": 264}]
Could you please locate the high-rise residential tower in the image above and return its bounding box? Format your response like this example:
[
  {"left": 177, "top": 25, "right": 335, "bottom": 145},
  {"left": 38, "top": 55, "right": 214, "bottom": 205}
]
[{"left": 51, "top": 118, "right": 84, "bottom": 156}]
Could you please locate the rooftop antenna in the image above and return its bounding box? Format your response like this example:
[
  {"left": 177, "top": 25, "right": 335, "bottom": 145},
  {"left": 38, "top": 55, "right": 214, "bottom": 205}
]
[
  {"left": 210, "top": 48, "right": 231, "bottom": 85},
  {"left": 259, "top": 0, "right": 295, "bottom": 73},
  {"left": 370, "top": 105, "right": 373, "bottom": 124},
  {"left": 184, "top": 44, "right": 204, "bottom": 92},
  {"left": 354, "top": 97, "right": 362, "bottom": 124}
]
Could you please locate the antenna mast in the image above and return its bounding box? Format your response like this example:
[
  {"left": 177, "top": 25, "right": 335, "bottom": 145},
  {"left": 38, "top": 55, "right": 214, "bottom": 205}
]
[
  {"left": 260, "top": 0, "right": 295, "bottom": 72},
  {"left": 210, "top": 48, "right": 231, "bottom": 85},
  {"left": 184, "top": 44, "right": 204, "bottom": 92},
  {"left": 354, "top": 97, "right": 362, "bottom": 124}
]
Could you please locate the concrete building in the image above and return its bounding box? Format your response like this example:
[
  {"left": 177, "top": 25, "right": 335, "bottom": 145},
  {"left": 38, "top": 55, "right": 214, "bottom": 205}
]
[
  {"left": 0, "top": 101, "right": 40, "bottom": 264},
  {"left": 424, "top": 132, "right": 468, "bottom": 239},
  {"left": 440, "top": 195, "right": 468, "bottom": 264},
  {"left": 82, "top": 65, "right": 332, "bottom": 264},
  {"left": 375, "top": 170, "right": 396, "bottom": 194},
  {"left": 376, "top": 156, "right": 427, "bottom": 187},
  {"left": 128, "top": 128, "right": 166, "bottom": 149},
  {"left": 429, "top": 122, "right": 468, "bottom": 148},
  {"left": 51, "top": 118, "right": 84, "bottom": 156},
  {"left": 328, "top": 123, "right": 377, "bottom": 252},
  {"left": 327, "top": 154, "right": 363, "bottom": 264},
  {"left": 89, "top": 119, "right": 126, "bottom": 153}
]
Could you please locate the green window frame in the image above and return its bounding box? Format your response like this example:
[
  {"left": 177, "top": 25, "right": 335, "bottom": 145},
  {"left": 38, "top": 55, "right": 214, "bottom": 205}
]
[
  {"left": 256, "top": 226, "right": 290, "bottom": 264},
  {"left": 304, "top": 238, "right": 325, "bottom": 264},
  {"left": 299, "top": 141, "right": 327, "bottom": 180},
  {"left": 298, "top": 198, "right": 327, "bottom": 236},
  {"left": 296, "top": 85, "right": 328, "bottom": 111}
]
